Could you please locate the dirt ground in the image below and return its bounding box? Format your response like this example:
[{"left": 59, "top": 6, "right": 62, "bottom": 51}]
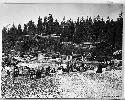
[
  {"left": 1, "top": 70, "right": 122, "bottom": 99},
  {"left": 54, "top": 70, "right": 122, "bottom": 99}
]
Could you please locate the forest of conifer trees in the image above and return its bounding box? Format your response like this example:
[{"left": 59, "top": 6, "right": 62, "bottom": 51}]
[{"left": 2, "top": 12, "right": 123, "bottom": 61}]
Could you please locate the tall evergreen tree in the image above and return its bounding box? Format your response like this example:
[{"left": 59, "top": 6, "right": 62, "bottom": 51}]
[
  {"left": 23, "top": 24, "right": 28, "bottom": 35},
  {"left": 27, "top": 20, "right": 36, "bottom": 35},
  {"left": 17, "top": 24, "right": 22, "bottom": 36},
  {"left": 37, "top": 16, "right": 43, "bottom": 35}
]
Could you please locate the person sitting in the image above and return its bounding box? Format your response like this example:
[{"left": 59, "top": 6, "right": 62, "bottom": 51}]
[{"left": 36, "top": 69, "right": 42, "bottom": 79}]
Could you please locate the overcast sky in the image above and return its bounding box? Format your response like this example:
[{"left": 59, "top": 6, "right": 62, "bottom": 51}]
[{"left": 0, "top": 3, "right": 123, "bottom": 30}]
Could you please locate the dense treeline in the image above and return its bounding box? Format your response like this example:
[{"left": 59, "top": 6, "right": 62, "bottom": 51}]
[{"left": 2, "top": 12, "right": 123, "bottom": 61}]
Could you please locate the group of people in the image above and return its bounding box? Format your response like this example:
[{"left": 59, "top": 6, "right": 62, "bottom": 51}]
[{"left": 2, "top": 48, "right": 122, "bottom": 84}]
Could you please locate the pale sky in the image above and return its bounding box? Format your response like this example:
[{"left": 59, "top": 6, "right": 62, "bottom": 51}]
[{"left": 0, "top": 3, "right": 123, "bottom": 30}]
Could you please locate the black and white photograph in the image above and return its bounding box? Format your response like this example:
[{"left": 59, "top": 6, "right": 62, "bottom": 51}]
[{"left": 0, "top": 3, "right": 123, "bottom": 99}]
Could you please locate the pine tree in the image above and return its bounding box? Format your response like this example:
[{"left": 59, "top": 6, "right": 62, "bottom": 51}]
[
  {"left": 23, "top": 24, "right": 28, "bottom": 35},
  {"left": 27, "top": 20, "right": 36, "bottom": 35},
  {"left": 47, "top": 14, "right": 54, "bottom": 35},
  {"left": 17, "top": 24, "right": 22, "bottom": 36},
  {"left": 43, "top": 16, "right": 48, "bottom": 33},
  {"left": 37, "top": 16, "right": 43, "bottom": 35}
]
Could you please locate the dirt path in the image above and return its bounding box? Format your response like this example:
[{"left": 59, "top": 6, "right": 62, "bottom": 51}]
[
  {"left": 1, "top": 70, "right": 122, "bottom": 98},
  {"left": 54, "top": 71, "right": 122, "bottom": 99}
]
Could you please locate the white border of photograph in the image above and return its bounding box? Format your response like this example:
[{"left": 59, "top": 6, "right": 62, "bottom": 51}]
[{"left": 0, "top": 0, "right": 124, "bottom": 99}]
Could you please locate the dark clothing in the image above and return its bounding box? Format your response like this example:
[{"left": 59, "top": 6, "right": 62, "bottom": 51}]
[
  {"left": 36, "top": 70, "right": 42, "bottom": 79},
  {"left": 96, "top": 64, "right": 102, "bottom": 73}
]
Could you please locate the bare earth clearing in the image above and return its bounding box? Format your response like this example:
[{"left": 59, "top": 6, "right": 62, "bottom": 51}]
[{"left": 1, "top": 69, "right": 122, "bottom": 99}]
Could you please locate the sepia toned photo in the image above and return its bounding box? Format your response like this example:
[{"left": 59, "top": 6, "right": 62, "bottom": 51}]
[{"left": 0, "top": 3, "right": 123, "bottom": 98}]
